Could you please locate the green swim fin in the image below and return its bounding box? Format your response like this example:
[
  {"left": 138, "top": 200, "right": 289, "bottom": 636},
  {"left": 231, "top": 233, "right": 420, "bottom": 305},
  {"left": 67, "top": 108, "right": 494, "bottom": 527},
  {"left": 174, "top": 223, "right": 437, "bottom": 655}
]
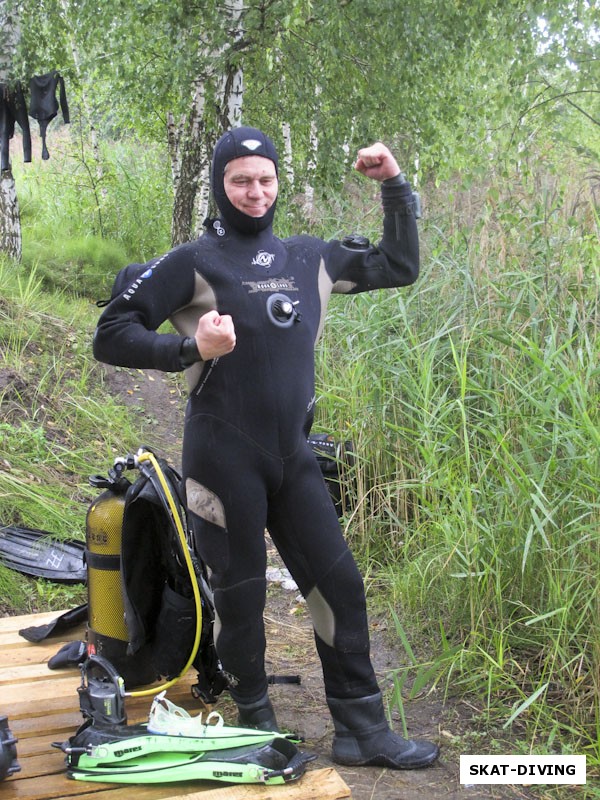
[{"left": 61, "top": 730, "right": 314, "bottom": 785}]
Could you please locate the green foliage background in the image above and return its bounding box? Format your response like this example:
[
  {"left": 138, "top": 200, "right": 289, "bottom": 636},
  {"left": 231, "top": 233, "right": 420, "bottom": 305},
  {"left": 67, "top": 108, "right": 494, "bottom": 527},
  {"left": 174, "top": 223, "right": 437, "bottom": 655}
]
[
  {"left": 2, "top": 130, "right": 599, "bottom": 766},
  {"left": 0, "top": 0, "right": 599, "bottom": 775}
]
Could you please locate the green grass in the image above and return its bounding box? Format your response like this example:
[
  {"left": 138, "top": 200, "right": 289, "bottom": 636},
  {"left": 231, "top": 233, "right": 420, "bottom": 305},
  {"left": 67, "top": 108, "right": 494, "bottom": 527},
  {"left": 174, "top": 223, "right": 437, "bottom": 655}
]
[{"left": 15, "top": 132, "right": 172, "bottom": 298}]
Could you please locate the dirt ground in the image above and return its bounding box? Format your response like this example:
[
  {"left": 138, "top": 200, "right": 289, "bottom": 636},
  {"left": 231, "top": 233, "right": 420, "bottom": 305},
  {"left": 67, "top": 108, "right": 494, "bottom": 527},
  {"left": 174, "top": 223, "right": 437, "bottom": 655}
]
[{"left": 101, "top": 364, "right": 543, "bottom": 800}]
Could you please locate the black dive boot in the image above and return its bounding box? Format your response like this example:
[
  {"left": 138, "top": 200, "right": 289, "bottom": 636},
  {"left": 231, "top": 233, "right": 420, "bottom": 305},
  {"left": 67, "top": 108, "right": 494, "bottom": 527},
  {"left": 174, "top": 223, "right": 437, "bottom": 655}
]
[
  {"left": 327, "top": 693, "right": 439, "bottom": 769},
  {"left": 236, "top": 693, "right": 280, "bottom": 732}
]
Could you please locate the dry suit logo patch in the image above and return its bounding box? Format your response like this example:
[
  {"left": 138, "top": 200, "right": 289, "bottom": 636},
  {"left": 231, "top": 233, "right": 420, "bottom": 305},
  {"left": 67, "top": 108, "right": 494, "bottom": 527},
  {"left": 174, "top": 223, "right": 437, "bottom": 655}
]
[
  {"left": 122, "top": 266, "right": 155, "bottom": 300},
  {"left": 252, "top": 250, "right": 275, "bottom": 269},
  {"left": 122, "top": 250, "right": 170, "bottom": 300},
  {"left": 242, "top": 277, "right": 298, "bottom": 294},
  {"left": 241, "top": 138, "right": 262, "bottom": 151}
]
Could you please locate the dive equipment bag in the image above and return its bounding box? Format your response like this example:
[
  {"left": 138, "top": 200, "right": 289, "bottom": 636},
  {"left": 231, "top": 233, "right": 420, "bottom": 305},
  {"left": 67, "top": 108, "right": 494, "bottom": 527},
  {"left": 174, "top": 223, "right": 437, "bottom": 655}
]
[
  {"left": 85, "top": 448, "right": 227, "bottom": 701},
  {"left": 307, "top": 433, "right": 355, "bottom": 516}
]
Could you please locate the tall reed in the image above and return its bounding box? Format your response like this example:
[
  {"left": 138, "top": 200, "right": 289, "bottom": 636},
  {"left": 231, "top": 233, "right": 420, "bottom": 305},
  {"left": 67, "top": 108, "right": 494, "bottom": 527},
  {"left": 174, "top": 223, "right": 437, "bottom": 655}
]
[{"left": 314, "top": 161, "right": 600, "bottom": 756}]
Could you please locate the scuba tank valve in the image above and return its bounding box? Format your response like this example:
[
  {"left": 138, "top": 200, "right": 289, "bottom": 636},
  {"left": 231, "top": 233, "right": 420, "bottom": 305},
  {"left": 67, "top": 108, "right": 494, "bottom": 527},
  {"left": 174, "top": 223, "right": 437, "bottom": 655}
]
[{"left": 77, "top": 655, "right": 127, "bottom": 728}]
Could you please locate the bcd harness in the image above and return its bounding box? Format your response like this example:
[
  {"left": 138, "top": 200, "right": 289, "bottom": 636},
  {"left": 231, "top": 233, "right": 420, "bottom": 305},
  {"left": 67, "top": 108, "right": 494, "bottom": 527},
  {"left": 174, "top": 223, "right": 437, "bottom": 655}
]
[{"left": 85, "top": 447, "right": 227, "bottom": 703}]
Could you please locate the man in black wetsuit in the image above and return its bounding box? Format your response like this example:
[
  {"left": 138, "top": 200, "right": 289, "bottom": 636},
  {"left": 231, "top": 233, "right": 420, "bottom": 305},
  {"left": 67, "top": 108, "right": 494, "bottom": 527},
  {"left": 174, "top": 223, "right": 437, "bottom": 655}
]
[{"left": 94, "top": 126, "right": 439, "bottom": 770}]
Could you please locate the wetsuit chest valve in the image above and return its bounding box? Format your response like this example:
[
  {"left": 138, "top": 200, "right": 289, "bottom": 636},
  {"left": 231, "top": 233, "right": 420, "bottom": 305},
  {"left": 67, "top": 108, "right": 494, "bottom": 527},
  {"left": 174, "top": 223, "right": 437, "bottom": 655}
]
[{"left": 267, "top": 293, "right": 301, "bottom": 328}]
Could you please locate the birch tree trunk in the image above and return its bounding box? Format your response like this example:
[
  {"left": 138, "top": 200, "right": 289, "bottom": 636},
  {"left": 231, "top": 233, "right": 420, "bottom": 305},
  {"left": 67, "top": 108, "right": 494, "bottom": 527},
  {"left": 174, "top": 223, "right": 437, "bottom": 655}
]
[
  {"left": 303, "top": 86, "right": 321, "bottom": 222},
  {"left": 281, "top": 121, "right": 294, "bottom": 190},
  {"left": 0, "top": 0, "right": 22, "bottom": 261},
  {"left": 0, "top": 168, "right": 21, "bottom": 260},
  {"left": 170, "top": 0, "right": 245, "bottom": 246},
  {"left": 170, "top": 75, "right": 207, "bottom": 246},
  {"left": 194, "top": 0, "right": 244, "bottom": 235}
]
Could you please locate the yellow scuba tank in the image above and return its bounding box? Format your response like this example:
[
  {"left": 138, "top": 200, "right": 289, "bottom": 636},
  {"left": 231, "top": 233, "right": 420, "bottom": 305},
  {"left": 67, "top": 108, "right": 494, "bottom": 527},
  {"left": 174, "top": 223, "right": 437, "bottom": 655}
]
[
  {"left": 86, "top": 484, "right": 128, "bottom": 642},
  {"left": 85, "top": 471, "right": 156, "bottom": 687}
]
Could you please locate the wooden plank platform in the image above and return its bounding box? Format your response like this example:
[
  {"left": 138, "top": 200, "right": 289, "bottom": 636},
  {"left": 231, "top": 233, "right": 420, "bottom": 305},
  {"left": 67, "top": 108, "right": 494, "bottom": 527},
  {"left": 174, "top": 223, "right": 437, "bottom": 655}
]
[{"left": 0, "top": 610, "right": 351, "bottom": 799}]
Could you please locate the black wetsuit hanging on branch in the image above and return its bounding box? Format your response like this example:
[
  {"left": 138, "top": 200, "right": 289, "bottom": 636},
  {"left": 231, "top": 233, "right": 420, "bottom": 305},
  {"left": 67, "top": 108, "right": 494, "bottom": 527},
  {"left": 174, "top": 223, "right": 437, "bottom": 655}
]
[
  {"left": 29, "top": 71, "right": 70, "bottom": 160},
  {"left": 0, "top": 81, "right": 32, "bottom": 171},
  {"left": 94, "top": 126, "right": 439, "bottom": 770}
]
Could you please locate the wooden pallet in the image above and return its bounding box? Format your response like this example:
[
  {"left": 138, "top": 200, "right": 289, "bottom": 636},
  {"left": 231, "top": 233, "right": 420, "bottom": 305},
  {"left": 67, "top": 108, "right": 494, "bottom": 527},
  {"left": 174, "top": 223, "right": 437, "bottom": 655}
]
[{"left": 0, "top": 610, "right": 351, "bottom": 799}]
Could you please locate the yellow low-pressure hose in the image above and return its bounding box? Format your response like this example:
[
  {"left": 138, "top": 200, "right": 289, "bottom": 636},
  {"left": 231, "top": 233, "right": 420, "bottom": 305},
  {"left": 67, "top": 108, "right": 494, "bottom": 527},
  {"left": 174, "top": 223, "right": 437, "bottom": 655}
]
[{"left": 126, "top": 450, "right": 202, "bottom": 698}]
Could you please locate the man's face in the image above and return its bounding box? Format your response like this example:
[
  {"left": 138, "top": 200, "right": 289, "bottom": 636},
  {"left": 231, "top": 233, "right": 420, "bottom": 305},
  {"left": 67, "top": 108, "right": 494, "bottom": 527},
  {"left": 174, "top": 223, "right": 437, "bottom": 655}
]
[{"left": 223, "top": 156, "right": 278, "bottom": 218}]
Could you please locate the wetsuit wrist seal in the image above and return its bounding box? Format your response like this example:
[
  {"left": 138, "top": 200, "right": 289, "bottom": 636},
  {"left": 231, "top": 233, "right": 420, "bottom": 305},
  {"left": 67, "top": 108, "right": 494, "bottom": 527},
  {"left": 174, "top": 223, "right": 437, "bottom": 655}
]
[{"left": 179, "top": 337, "right": 203, "bottom": 369}]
